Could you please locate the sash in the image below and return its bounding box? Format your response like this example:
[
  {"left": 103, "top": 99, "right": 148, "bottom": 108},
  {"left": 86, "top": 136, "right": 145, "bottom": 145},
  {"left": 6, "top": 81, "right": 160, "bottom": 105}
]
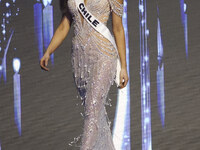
[
  {"left": 75, "top": 0, "right": 122, "bottom": 87},
  {"left": 75, "top": 0, "right": 118, "bottom": 56}
]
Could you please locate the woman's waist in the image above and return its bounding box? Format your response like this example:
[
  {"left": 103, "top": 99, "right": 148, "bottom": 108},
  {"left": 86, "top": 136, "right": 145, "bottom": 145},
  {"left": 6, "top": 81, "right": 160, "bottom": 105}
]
[{"left": 72, "top": 33, "right": 90, "bottom": 45}]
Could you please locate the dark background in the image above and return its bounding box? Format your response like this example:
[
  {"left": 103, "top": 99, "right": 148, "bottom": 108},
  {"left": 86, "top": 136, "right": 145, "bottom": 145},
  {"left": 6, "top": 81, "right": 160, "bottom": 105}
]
[{"left": 0, "top": 0, "right": 200, "bottom": 149}]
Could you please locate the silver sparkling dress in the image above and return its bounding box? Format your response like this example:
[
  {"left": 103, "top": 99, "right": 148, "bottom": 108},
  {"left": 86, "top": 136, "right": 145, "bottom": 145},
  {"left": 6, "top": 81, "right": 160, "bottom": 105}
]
[{"left": 67, "top": 0, "right": 123, "bottom": 149}]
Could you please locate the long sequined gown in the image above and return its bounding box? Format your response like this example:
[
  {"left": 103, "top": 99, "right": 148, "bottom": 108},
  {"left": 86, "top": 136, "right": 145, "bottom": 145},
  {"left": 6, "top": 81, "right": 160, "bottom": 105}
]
[{"left": 66, "top": 0, "right": 123, "bottom": 149}]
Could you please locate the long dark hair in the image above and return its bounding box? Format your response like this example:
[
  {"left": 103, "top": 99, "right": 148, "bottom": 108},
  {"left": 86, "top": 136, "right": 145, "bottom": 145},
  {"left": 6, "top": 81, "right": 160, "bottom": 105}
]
[
  {"left": 60, "top": 0, "right": 72, "bottom": 22},
  {"left": 59, "top": 0, "right": 68, "bottom": 15},
  {"left": 59, "top": 0, "right": 72, "bottom": 22}
]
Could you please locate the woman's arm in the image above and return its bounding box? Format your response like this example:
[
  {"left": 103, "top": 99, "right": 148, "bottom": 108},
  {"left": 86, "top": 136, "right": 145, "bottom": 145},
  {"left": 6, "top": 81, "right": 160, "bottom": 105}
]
[
  {"left": 40, "top": 15, "right": 72, "bottom": 71},
  {"left": 45, "top": 16, "right": 71, "bottom": 56},
  {"left": 111, "top": 0, "right": 129, "bottom": 88},
  {"left": 112, "top": 13, "right": 127, "bottom": 68}
]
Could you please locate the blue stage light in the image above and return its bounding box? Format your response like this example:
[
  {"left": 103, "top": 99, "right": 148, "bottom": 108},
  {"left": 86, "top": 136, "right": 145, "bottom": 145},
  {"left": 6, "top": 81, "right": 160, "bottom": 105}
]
[
  {"left": 13, "top": 58, "right": 21, "bottom": 73},
  {"left": 184, "top": 3, "right": 187, "bottom": 12},
  {"left": 42, "top": 0, "right": 52, "bottom": 7},
  {"left": 6, "top": 2, "right": 10, "bottom": 7},
  {"left": 2, "top": 30, "right": 6, "bottom": 35}
]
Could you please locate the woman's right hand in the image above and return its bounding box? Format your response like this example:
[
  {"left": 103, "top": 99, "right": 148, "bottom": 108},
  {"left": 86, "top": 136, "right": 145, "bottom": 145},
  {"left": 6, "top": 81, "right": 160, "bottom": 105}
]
[{"left": 40, "top": 52, "right": 50, "bottom": 71}]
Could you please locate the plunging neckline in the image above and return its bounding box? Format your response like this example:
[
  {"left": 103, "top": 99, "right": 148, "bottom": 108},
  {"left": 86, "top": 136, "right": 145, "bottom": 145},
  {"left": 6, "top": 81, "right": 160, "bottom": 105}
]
[{"left": 78, "top": 0, "right": 88, "bottom": 27}]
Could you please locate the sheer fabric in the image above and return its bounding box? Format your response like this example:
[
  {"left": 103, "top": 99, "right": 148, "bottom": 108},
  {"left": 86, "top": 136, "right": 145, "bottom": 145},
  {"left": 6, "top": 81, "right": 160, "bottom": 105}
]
[{"left": 66, "top": 0, "right": 124, "bottom": 149}]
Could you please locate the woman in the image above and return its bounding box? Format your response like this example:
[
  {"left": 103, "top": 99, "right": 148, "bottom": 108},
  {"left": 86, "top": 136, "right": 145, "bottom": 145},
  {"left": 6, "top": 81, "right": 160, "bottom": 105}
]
[{"left": 40, "top": 0, "right": 128, "bottom": 149}]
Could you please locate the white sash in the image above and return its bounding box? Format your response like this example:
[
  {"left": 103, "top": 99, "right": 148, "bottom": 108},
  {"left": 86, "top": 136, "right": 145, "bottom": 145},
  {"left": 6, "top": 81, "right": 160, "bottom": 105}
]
[{"left": 75, "top": 0, "right": 122, "bottom": 87}]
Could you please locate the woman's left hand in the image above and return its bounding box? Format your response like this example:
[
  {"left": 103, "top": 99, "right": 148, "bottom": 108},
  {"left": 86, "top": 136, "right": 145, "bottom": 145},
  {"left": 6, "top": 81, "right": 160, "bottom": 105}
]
[{"left": 119, "top": 67, "right": 129, "bottom": 89}]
